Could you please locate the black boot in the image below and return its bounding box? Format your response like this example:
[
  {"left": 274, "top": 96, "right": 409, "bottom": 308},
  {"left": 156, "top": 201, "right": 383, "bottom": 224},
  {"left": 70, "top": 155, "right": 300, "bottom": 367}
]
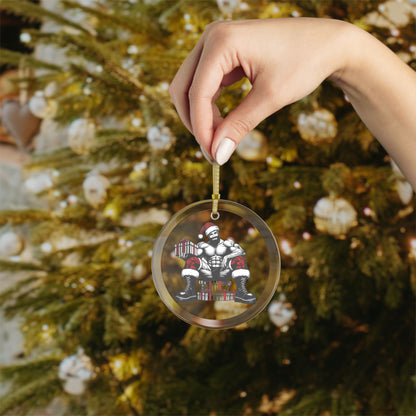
[
  {"left": 175, "top": 275, "right": 197, "bottom": 302},
  {"left": 234, "top": 275, "right": 256, "bottom": 304}
]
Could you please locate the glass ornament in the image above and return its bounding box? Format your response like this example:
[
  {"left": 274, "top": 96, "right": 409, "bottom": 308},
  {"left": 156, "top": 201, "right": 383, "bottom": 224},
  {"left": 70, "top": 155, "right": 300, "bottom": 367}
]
[{"left": 152, "top": 199, "right": 280, "bottom": 329}]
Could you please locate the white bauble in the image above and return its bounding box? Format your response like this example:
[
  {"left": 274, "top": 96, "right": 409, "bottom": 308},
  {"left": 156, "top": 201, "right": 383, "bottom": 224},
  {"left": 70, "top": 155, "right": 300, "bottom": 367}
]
[
  {"left": 133, "top": 263, "right": 147, "bottom": 280},
  {"left": 396, "top": 180, "right": 413, "bottom": 205},
  {"left": 216, "top": 0, "right": 240, "bottom": 15},
  {"left": 268, "top": 296, "right": 296, "bottom": 328},
  {"left": 58, "top": 350, "right": 94, "bottom": 396},
  {"left": 297, "top": 108, "right": 337, "bottom": 145},
  {"left": 146, "top": 125, "right": 173, "bottom": 150},
  {"left": 391, "top": 159, "right": 414, "bottom": 204},
  {"left": 313, "top": 196, "right": 358, "bottom": 237},
  {"left": 120, "top": 208, "right": 170, "bottom": 227},
  {"left": 68, "top": 118, "right": 96, "bottom": 155},
  {"left": 236, "top": 130, "right": 268, "bottom": 162},
  {"left": 0, "top": 231, "right": 24, "bottom": 257},
  {"left": 28, "top": 91, "right": 57, "bottom": 118},
  {"left": 24, "top": 172, "right": 53, "bottom": 194},
  {"left": 83, "top": 173, "right": 110, "bottom": 208},
  {"left": 61, "top": 377, "right": 86, "bottom": 395}
]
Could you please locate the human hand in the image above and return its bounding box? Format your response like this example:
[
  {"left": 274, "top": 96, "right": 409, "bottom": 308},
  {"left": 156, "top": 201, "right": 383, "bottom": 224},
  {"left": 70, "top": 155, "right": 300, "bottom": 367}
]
[{"left": 169, "top": 18, "right": 351, "bottom": 165}]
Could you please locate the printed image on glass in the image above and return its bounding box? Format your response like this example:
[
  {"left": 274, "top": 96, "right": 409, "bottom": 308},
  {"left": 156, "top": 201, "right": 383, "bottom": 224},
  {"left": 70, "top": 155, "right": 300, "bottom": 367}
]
[{"left": 152, "top": 200, "right": 280, "bottom": 329}]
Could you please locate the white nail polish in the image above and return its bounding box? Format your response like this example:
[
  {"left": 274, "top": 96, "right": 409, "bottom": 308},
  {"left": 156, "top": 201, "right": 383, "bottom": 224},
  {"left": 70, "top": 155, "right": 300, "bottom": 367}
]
[
  {"left": 215, "top": 138, "right": 236, "bottom": 166},
  {"left": 200, "top": 146, "right": 214, "bottom": 164}
]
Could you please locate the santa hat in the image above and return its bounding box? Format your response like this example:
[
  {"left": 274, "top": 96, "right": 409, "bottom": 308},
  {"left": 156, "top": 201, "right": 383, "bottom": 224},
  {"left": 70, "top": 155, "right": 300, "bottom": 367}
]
[{"left": 198, "top": 222, "right": 219, "bottom": 239}]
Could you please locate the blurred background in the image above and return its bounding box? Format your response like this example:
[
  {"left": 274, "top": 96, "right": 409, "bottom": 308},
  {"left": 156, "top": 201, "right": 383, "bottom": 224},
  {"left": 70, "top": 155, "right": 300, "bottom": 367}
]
[{"left": 0, "top": 0, "right": 415, "bottom": 415}]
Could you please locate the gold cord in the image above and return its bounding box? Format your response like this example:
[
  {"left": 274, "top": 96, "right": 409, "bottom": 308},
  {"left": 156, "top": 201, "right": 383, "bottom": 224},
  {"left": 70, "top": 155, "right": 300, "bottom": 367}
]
[{"left": 211, "top": 163, "right": 220, "bottom": 220}]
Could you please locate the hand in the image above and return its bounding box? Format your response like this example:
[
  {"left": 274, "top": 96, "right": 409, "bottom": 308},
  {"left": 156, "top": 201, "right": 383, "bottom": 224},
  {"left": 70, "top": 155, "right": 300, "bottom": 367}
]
[
  {"left": 169, "top": 18, "right": 416, "bottom": 190},
  {"left": 169, "top": 18, "right": 350, "bottom": 164}
]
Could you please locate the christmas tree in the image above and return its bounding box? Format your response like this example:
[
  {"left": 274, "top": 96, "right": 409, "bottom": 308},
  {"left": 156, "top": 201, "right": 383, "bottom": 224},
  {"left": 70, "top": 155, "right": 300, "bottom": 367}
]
[{"left": 0, "top": 0, "right": 415, "bottom": 415}]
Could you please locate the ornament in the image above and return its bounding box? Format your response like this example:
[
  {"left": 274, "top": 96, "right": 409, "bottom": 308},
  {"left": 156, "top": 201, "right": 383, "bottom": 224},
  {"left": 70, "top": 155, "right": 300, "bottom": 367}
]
[
  {"left": 216, "top": 0, "right": 240, "bottom": 16},
  {"left": 1, "top": 99, "right": 41, "bottom": 150},
  {"left": 396, "top": 181, "right": 413, "bottom": 205},
  {"left": 152, "top": 164, "right": 280, "bottom": 329},
  {"left": 236, "top": 129, "right": 268, "bottom": 162},
  {"left": 313, "top": 196, "right": 358, "bottom": 237},
  {"left": 82, "top": 172, "right": 110, "bottom": 208},
  {"left": 268, "top": 294, "right": 296, "bottom": 329},
  {"left": 297, "top": 108, "right": 337, "bottom": 145},
  {"left": 28, "top": 91, "right": 57, "bottom": 118},
  {"left": 146, "top": 124, "right": 174, "bottom": 150},
  {"left": 0, "top": 230, "right": 24, "bottom": 257},
  {"left": 24, "top": 172, "right": 53, "bottom": 194},
  {"left": 133, "top": 263, "right": 147, "bottom": 280},
  {"left": 121, "top": 207, "right": 170, "bottom": 227},
  {"left": 68, "top": 118, "right": 96, "bottom": 155},
  {"left": 390, "top": 159, "right": 414, "bottom": 204},
  {"left": 58, "top": 349, "right": 95, "bottom": 395}
]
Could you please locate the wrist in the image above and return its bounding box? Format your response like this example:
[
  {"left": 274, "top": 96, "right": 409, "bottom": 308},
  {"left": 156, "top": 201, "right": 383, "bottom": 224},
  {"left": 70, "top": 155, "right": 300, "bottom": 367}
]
[{"left": 328, "top": 21, "right": 364, "bottom": 86}]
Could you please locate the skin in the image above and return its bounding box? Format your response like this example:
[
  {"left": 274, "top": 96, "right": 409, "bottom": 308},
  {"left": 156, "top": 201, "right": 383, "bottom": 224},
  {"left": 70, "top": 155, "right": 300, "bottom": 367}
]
[{"left": 169, "top": 18, "right": 416, "bottom": 190}]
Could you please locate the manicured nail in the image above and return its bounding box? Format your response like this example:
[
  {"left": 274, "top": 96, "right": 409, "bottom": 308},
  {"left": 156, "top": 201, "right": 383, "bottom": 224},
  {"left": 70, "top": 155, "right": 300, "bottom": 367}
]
[
  {"left": 200, "top": 146, "right": 214, "bottom": 164},
  {"left": 215, "top": 138, "right": 236, "bottom": 166}
]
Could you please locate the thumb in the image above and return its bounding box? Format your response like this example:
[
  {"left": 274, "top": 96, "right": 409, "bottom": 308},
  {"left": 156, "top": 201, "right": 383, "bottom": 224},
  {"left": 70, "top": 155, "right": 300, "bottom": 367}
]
[{"left": 212, "top": 84, "right": 276, "bottom": 165}]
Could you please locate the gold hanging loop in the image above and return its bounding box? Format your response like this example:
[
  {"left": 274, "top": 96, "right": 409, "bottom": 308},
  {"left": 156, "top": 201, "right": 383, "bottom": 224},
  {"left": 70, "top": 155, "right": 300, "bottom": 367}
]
[{"left": 211, "top": 163, "right": 220, "bottom": 220}]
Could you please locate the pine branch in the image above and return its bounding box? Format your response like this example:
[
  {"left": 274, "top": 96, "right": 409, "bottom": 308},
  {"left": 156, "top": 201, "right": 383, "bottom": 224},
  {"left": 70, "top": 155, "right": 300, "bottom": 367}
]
[
  {"left": 0, "top": 362, "right": 60, "bottom": 416},
  {"left": 56, "top": 32, "right": 143, "bottom": 91},
  {"left": 0, "top": 260, "right": 43, "bottom": 272},
  {"left": 0, "top": 0, "right": 91, "bottom": 35},
  {"left": 0, "top": 49, "right": 61, "bottom": 72},
  {"left": 0, "top": 210, "right": 52, "bottom": 225},
  {"left": 62, "top": 0, "right": 162, "bottom": 39}
]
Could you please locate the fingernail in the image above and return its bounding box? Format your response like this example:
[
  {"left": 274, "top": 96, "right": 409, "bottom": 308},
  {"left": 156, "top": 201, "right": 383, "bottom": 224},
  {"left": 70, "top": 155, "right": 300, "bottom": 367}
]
[
  {"left": 200, "top": 146, "right": 214, "bottom": 164},
  {"left": 215, "top": 138, "right": 236, "bottom": 166}
]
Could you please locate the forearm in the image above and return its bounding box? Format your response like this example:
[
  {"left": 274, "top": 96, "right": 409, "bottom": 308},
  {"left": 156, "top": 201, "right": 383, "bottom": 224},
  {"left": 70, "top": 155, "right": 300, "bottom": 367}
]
[{"left": 330, "top": 24, "right": 416, "bottom": 190}]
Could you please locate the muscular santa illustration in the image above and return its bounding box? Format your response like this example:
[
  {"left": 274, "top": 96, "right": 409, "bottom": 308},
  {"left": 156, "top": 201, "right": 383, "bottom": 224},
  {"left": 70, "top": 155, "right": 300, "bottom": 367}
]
[{"left": 174, "top": 222, "right": 256, "bottom": 304}]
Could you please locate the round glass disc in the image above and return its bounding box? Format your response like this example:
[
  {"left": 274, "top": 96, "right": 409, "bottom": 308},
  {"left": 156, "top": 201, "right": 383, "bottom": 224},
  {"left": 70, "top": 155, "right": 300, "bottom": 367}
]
[{"left": 152, "top": 200, "right": 280, "bottom": 329}]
